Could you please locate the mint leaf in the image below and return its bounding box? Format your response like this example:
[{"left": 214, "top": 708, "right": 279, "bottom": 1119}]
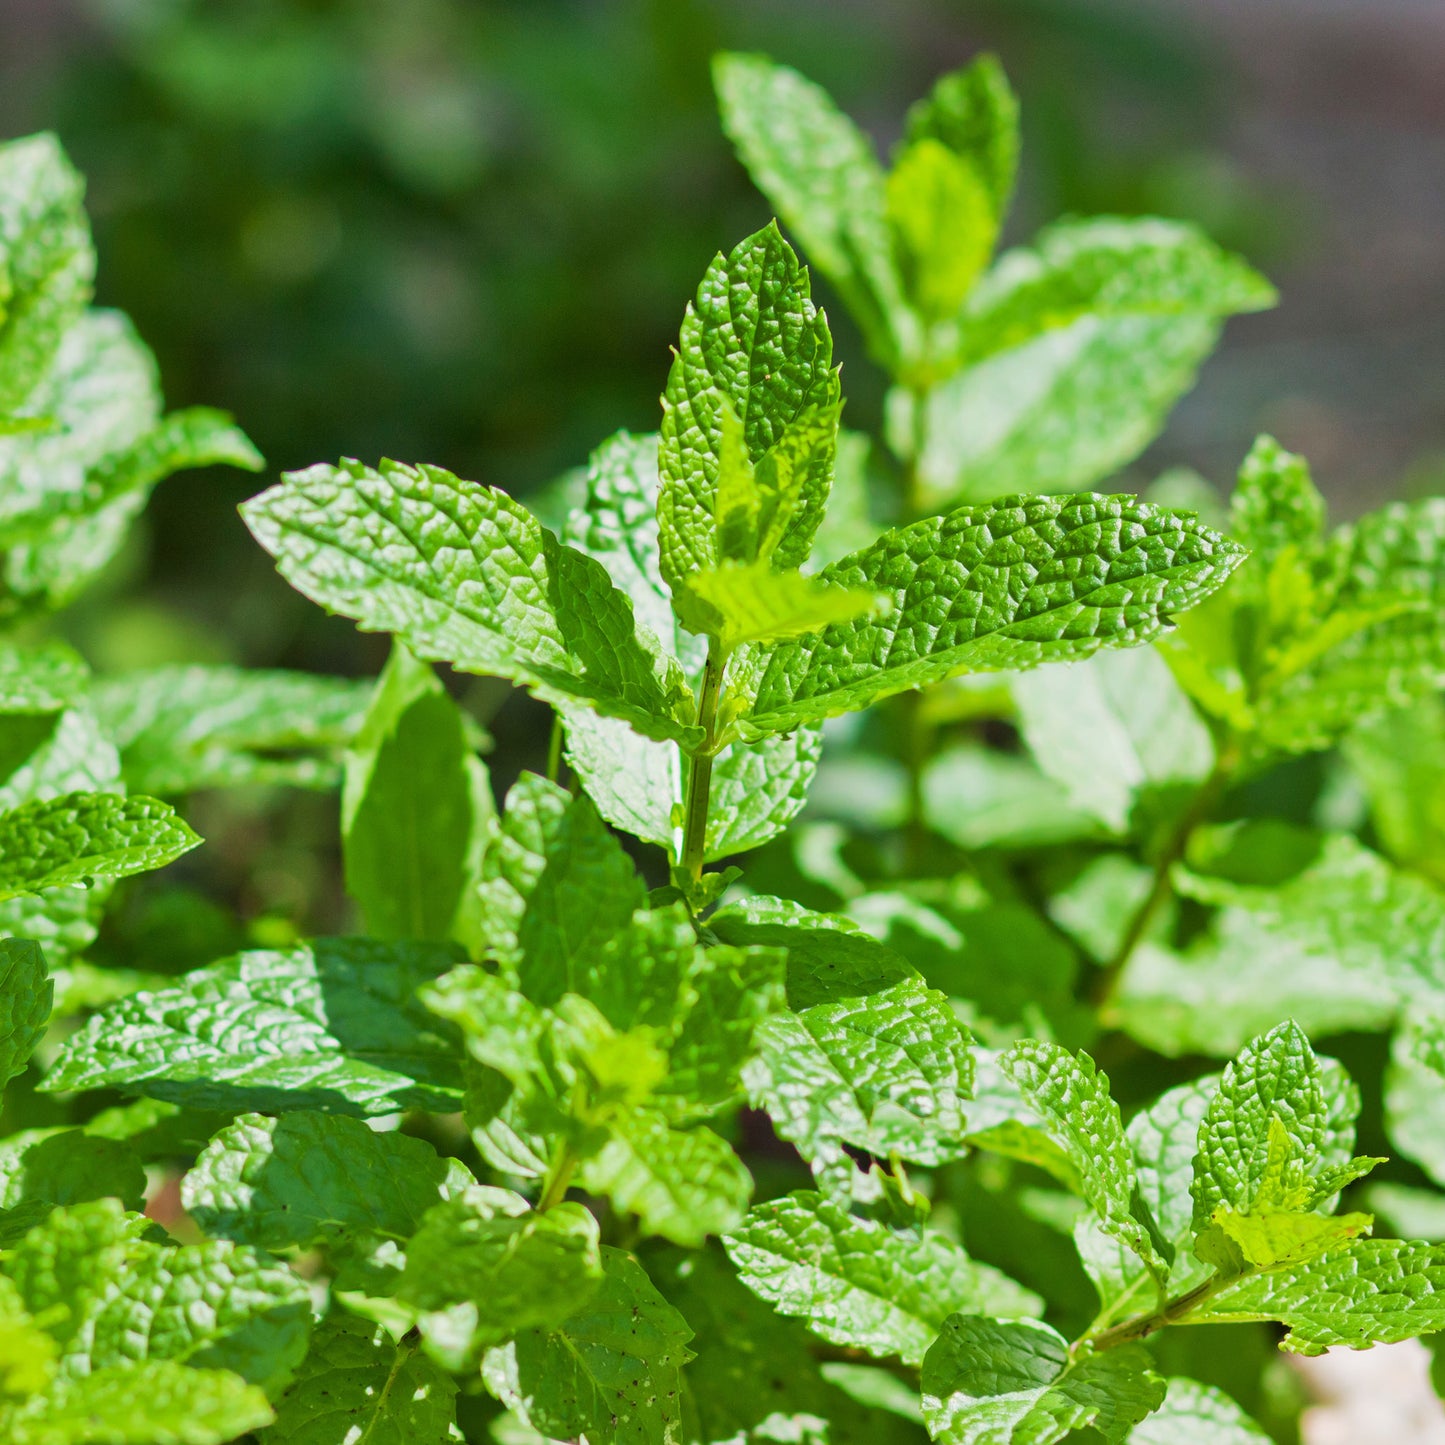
[
  {"left": 1129, "top": 1378, "right": 1272, "bottom": 1445},
  {"left": 0, "top": 791, "right": 199, "bottom": 901},
  {"left": 43, "top": 939, "right": 463, "bottom": 1115},
  {"left": 1385, "top": 1008, "right": 1445, "bottom": 1188},
  {"left": 725, "top": 1190, "right": 1041, "bottom": 1366},
  {"left": 657, "top": 223, "right": 840, "bottom": 600},
  {"left": 1228, "top": 433, "right": 1326, "bottom": 568},
  {"left": 0, "top": 939, "right": 49, "bottom": 1089},
  {"left": 182, "top": 1111, "right": 468, "bottom": 1269},
  {"left": 241, "top": 458, "right": 698, "bottom": 746},
  {"left": 342, "top": 644, "right": 492, "bottom": 942},
  {"left": 482, "top": 1246, "right": 694, "bottom": 1445},
  {"left": 914, "top": 219, "right": 1274, "bottom": 507},
  {"left": 90, "top": 664, "right": 371, "bottom": 794},
  {"left": 578, "top": 1111, "right": 752, "bottom": 1248},
  {"left": 712, "top": 55, "right": 906, "bottom": 368},
  {"left": 0, "top": 1128, "right": 144, "bottom": 1219},
  {"left": 1012, "top": 645, "right": 1214, "bottom": 834},
  {"left": 1000, "top": 1040, "right": 1167, "bottom": 1287},
  {"left": 398, "top": 1186, "right": 602, "bottom": 1342},
  {"left": 733, "top": 493, "right": 1245, "bottom": 739},
  {"left": 0, "top": 134, "right": 92, "bottom": 413},
  {"left": 0, "top": 641, "right": 87, "bottom": 714},
  {"left": 1194, "top": 1239, "right": 1445, "bottom": 1353},
  {"left": 268, "top": 1310, "right": 457, "bottom": 1445},
  {"left": 921, "top": 1316, "right": 1165, "bottom": 1445},
  {"left": 682, "top": 561, "right": 883, "bottom": 650}
]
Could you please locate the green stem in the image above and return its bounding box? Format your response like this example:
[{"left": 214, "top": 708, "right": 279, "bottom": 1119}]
[
  {"left": 538, "top": 1139, "right": 578, "bottom": 1213},
  {"left": 546, "top": 713, "right": 564, "bottom": 785},
  {"left": 1093, "top": 734, "right": 1241, "bottom": 1009},
  {"left": 680, "top": 637, "right": 728, "bottom": 888},
  {"left": 1086, "top": 1273, "right": 1235, "bottom": 1351},
  {"left": 898, "top": 380, "right": 934, "bottom": 867}
]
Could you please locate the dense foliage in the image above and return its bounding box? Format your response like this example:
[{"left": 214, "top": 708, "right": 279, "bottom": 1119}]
[{"left": 3, "top": 50, "right": 1445, "bottom": 1445}]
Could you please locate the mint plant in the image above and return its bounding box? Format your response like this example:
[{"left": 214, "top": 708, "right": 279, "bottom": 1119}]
[{"left": 7, "top": 51, "right": 1445, "bottom": 1445}]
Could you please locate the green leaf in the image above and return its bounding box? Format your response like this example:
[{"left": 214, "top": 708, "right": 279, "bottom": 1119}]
[
  {"left": 90, "top": 664, "right": 372, "bottom": 794},
  {"left": 1012, "top": 646, "right": 1214, "bottom": 834},
  {"left": 42, "top": 939, "right": 464, "bottom": 1115},
  {"left": 903, "top": 55, "right": 1019, "bottom": 227},
  {"left": 0, "top": 791, "right": 199, "bottom": 901},
  {"left": 886, "top": 138, "right": 996, "bottom": 325},
  {"left": 241, "top": 457, "right": 698, "bottom": 746},
  {"left": 1384, "top": 1008, "right": 1445, "bottom": 1188},
  {"left": 0, "top": 134, "right": 93, "bottom": 414},
  {"left": 578, "top": 1111, "right": 752, "bottom": 1248},
  {"left": 714, "top": 899, "right": 974, "bottom": 1187},
  {"left": 732, "top": 493, "right": 1245, "bottom": 739},
  {"left": 682, "top": 561, "right": 883, "bottom": 650},
  {"left": 1193, "top": 1239, "right": 1445, "bottom": 1353},
  {"left": 712, "top": 55, "right": 908, "bottom": 368},
  {"left": 8, "top": 1359, "right": 274, "bottom": 1445},
  {"left": 911, "top": 218, "right": 1275, "bottom": 507},
  {"left": 657, "top": 224, "right": 841, "bottom": 601},
  {"left": 482, "top": 1246, "right": 694, "bottom": 1445},
  {"left": 268, "top": 1309, "right": 457, "bottom": 1445},
  {"left": 725, "top": 1190, "right": 1041, "bottom": 1367},
  {"left": 182, "top": 1111, "right": 467, "bottom": 1271},
  {"left": 1127, "top": 1378, "right": 1271, "bottom": 1445},
  {"left": 0, "top": 641, "right": 88, "bottom": 715},
  {"left": 342, "top": 643, "right": 492, "bottom": 942},
  {"left": 1000, "top": 1041, "right": 1167, "bottom": 1288},
  {"left": 399, "top": 1186, "right": 602, "bottom": 1344},
  {"left": 920, "top": 1316, "right": 1165, "bottom": 1445},
  {"left": 1345, "top": 695, "right": 1445, "bottom": 885},
  {"left": 4, "top": 1199, "right": 311, "bottom": 1392},
  {"left": 0, "top": 1128, "right": 144, "bottom": 1216},
  {"left": 0, "top": 939, "right": 50, "bottom": 1089},
  {"left": 1228, "top": 434, "right": 1326, "bottom": 569}
]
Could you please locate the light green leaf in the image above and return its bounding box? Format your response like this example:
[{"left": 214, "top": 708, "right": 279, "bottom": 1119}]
[
  {"left": 9, "top": 1358, "right": 274, "bottom": 1445},
  {"left": 579, "top": 1111, "right": 752, "bottom": 1248},
  {"left": 683, "top": 561, "right": 883, "bottom": 650},
  {"left": 0, "top": 641, "right": 88, "bottom": 715},
  {"left": 657, "top": 223, "right": 840, "bottom": 600},
  {"left": 725, "top": 1190, "right": 1041, "bottom": 1367},
  {"left": 904, "top": 55, "right": 1019, "bottom": 227},
  {"left": 0, "top": 133, "right": 92, "bottom": 414},
  {"left": 342, "top": 643, "right": 492, "bottom": 942},
  {"left": 0, "top": 791, "right": 199, "bottom": 901},
  {"left": 241, "top": 457, "right": 698, "bottom": 746},
  {"left": 1228, "top": 434, "right": 1326, "bottom": 568},
  {"left": 482, "top": 1246, "right": 694, "bottom": 1445},
  {"left": 399, "top": 1187, "right": 602, "bottom": 1344},
  {"left": 1384, "top": 1008, "right": 1445, "bottom": 1188},
  {"left": 920, "top": 1316, "right": 1165, "bottom": 1445},
  {"left": 42, "top": 939, "right": 464, "bottom": 1116},
  {"left": 1345, "top": 695, "right": 1445, "bottom": 885},
  {"left": 267, "top": 1309, "right": 457, "bottom": 1445},
  {"left": 0, "top": 939, "right": 50, "bottom": 1088},
  {"left": 732, "top": 493, "right": 1245, "bottom": 739},
  {"left": 912, "top": 218, "right": 1274, "bottom": 507},
  {"left": 1000, "top": 1041, "right": 1166, "bottom": 1287},
  {"left": 712, "top": 54, "right": 908, "bottom": 368},
  {"left": 1193, "top": 1239, "right": 1445, "bottom": 1353},
  {"left": 182, "top": 1111, "right": 467, "bottom": 1267},
  {"left": 90, "top": 664, "right": 372, "bottom": 794},
  {"left": 1012, "top": 645, "right": 1213, "bottom": 834},
  {"left": 1127, "top": 1378, "right": 1271, "bottom": 1445},
  {"left": 1206, "top": 1205, "right": 1372, "bottom": 1271}
]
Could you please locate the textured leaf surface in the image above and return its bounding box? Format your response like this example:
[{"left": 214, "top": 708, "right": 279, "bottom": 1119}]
[
  {"left": 0, "top": 938, "right": 50, "bottom": 1088},
  {"left": 725, "top": 1190, "right": 1040, "bottom": 1366},
  {"left": 0, "top": 790, "right": 199, "bottom": 900},
  {"left": 242, "top": 458, "right": 697, "bottom": 745},
  {"left": 90, "top": 664, "right": 371, "bottom": 794},
  {"left": 657, "top": 223, "right": 839, "bottom": 598},
  {"left": 482, "top": 1247, "right": 694, "bottom": 1445},
  {"left": 182, "top": 1111, "right": 464, "bottom": 1260},
  {"left": 921, "top": 1316, "right": 1165, "bottom": 1445},
  {"left": 43, "top": 939, "right": 463, "bottom": 1115},
  {"left": 342, "top": 644, "right": 491, "bottom": 941},
  {"left": 0, "top": 1128, "right": 144, "bottom": 1216},
  {"left": 733, "top": 493, "right": 1244, "bottom": 738},
  {"left": 683, "top": 561, "right": 882, "bottom": 649},
  {"left": 1001, "top": 1041, "right": 1165, "bottom": 1285},
  {"left": 268, "top": 1310, "right": 457, "bottom": 1445},
  {"left": 1128, "top": 1379, "right": 1271, "bottom": 1445},
  {"left": 0, "top": 641, "right": 87, "bottom": 715}
]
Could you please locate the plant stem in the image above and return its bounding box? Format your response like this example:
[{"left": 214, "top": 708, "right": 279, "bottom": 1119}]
[
  {"left": 538, "top": 1140, "right": 578, "bottom": 1212},
  {"left": 1093, "top": 734, "right": 1241, "bottom": 1008},
  {"left": 899, "top": 380, "right": 933, "bottom": 868},
  {"left": 1086, "top": 1273, "right": 1234, "bottom": 1351},
  {"left": 680, "top": 637, "right": 727, "bottom": 888},
  {"left": 546, "top": 713, "right": 564, "bottom": 784}
]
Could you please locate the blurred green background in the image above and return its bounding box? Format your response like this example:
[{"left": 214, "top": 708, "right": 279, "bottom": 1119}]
[{"left": 4, "top": 0, "right": 1445, "bottom": 759}]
